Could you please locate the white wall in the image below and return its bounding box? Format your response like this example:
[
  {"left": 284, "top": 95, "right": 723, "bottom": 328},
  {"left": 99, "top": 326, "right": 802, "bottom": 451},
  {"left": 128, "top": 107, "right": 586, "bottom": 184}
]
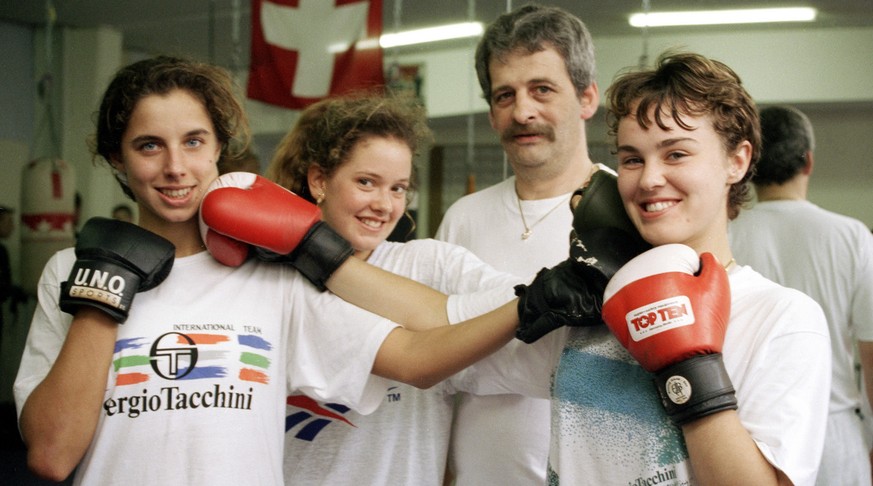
[{"left": 595, "top": 27, "right": 873, "bottom": 104}]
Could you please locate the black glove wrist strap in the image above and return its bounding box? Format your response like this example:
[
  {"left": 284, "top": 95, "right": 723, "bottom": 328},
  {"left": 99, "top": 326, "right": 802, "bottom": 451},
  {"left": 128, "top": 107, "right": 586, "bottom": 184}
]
[
  {"left": 290, "top": 222, "right": 354, "bottom": 291},
  {"left": 654, "top": 353, "right": 737, "bottom": 426}
]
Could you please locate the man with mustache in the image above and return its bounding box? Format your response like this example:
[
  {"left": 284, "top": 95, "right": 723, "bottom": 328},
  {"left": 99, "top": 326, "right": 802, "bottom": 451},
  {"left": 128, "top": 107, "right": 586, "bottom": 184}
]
[{"left": 434, "top": 5, "right": 603, "bottom": 484}]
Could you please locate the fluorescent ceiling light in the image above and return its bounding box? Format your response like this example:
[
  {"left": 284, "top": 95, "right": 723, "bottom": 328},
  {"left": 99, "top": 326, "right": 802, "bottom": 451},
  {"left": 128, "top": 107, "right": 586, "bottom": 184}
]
[
  {"left": 380, "top": 21, "right": 484, "bottom": 48},
  {"left": 630, "top": 7, "right": 817, "bottom": 27},
  {"left": 331, "top": 21, "right": 484, "bottom": 52}
]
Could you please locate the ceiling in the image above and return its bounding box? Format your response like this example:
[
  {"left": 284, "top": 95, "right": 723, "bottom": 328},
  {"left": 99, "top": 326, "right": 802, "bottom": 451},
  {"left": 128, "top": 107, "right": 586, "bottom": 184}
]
[{"left": 1, "top": 0, "right": 872, "bottom": 71}]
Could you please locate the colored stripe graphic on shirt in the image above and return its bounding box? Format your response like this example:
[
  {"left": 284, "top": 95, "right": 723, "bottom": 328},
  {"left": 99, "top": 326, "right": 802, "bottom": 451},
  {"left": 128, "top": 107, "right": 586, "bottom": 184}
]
[
  {"left": 114, "top": 355, "right": 151, "bottom": 371},
  {"left": 112, "top": 331, "right": 275, "bottom": 386},
  {"left": 239, "top": 368, "right": 269, "bottom": 384},
  {"left": 115, "top": 372, "right": 149, "bottom": 386},
  {"left": 185, "top": 333, "right": 230, "bottom": 344},
  {"left": 238, "top": 335, "right": 272, "bottom": 384},
  {"left": 239, "top": 334, "right": 272, "bottom": 350},
  {"left": 286, "top": 395, "right": 355, "bottom": 441},
  {"left": 114, "top": 337, "right": 151, "bottom": 386}
]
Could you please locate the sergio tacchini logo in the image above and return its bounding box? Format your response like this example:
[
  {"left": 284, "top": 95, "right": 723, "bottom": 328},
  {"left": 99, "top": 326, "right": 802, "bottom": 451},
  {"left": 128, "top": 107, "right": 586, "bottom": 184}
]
[{"left": 150, "top": 332, "right": 199, "bottom": 380}]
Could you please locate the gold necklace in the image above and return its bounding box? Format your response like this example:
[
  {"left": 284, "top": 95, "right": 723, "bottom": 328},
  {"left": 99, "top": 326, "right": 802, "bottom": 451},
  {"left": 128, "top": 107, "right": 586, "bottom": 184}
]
[
  {"left": 723, "top": 257, "right": 736, "bottom": 271},
  {"left": 515, "top": 192, "right": 572, "bottom": 240}
]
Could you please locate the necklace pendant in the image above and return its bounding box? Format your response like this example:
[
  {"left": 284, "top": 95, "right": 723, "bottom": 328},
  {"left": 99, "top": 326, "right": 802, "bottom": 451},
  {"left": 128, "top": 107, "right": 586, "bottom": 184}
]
[{"left": 521, "top": 230, "right": 532, "bottom": 240}]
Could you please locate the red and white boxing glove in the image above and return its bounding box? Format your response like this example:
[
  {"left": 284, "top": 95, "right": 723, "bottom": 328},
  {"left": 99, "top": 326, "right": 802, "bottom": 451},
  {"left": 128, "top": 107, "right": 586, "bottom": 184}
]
[
  {"left": 199, "top": 172, "right": 353, "bottom": 290},
  {"left": 601, "top": 244, "right": 736, "bottom": 425}
]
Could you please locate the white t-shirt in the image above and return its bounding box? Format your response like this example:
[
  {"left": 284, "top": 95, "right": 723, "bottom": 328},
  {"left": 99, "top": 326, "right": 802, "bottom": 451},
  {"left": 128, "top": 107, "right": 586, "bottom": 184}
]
[
  {"left": 14, "top": 249, "right": 397, "bottom": 486},
  {"left": 436, "top": 175, "right": 577, "bottom": 485},
  {"left": 450, "top": 265, "right": 831, "bottom": 486},
  {"left": 731, "top": 200, "right": 873, "bottom": 412},
  {"left": 730, "top": 199, "right": 873, "bottom": 486},
  {"left": 283, "top": 239, "right": 519, "bottom": 485}
]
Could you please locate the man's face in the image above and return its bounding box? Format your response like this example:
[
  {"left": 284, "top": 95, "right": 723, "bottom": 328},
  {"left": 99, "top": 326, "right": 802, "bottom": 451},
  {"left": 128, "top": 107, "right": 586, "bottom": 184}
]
[{"left": 486, "top": 47, "right": 598, "bottom": 172}]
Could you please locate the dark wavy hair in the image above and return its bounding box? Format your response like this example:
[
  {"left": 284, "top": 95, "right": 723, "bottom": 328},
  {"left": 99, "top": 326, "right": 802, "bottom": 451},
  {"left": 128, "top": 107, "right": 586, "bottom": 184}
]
[{"left": 754, "top": 105, "right": 815, "bottom": 185}]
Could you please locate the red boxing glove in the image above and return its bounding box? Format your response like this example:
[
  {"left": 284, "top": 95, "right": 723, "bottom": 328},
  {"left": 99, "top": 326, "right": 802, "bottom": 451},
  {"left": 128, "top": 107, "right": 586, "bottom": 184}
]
[
  {"left": 200, "top": 228, "right": 250, "bottom": 268},
  {"left": 200, "top": 172, "right": 322, "bottom": 261},
  {"left": 199, "top": 172, "right": 353, "bottom": 290},
  {"left": 602, "top": 244, "right": 736, "bottom": 425}
]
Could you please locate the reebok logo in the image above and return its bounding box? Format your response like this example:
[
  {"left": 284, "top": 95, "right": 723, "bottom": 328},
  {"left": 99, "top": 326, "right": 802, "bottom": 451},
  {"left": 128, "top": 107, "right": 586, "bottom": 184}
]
[
  {"left": 286, "top": 395, "right": 356, "bottom": 441},
  {"left": 626, "top": 295, "right": 695, "bottom": 342}
]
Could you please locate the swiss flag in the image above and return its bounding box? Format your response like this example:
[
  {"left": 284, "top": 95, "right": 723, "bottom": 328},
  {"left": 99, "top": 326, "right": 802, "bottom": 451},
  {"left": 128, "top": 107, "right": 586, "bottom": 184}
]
[{"left": 247, "top": 0, "right": 384, "bottom": 110}]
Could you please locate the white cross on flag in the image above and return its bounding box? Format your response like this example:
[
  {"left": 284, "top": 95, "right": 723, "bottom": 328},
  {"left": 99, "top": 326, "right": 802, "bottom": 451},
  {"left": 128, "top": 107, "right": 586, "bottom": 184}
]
[{"left": 248, "top": 0, "right": 384, "bottom": 109}]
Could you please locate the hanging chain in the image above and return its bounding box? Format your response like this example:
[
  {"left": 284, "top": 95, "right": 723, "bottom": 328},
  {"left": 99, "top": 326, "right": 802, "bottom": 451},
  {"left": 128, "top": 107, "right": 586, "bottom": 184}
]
[
  {"left": 33, "top": 0, "right": 61, "bottom": 160},
  {"left": 465, "top": 0, "right": 476, "bottom": 183},
  {"left": 639, "top": 0, "right": 651, "bottom": 68},
  {"left": 231, "top": 0, "right": 242, "bottom": 75}
]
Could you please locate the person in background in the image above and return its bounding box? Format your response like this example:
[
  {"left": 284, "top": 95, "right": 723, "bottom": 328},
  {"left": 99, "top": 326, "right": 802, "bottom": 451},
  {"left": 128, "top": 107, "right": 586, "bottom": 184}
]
[
  {"left": 0, "top": 205, "right": 26, "bottom": 329},
  {"left": 110, "top": 203, "right": 134, "bottom": 223},
  {"left": 730, "top": 105, "right": 873, "bottom": 486},
  {"left": 0, "top": 204, "right": 36, "bottom": 486},
  {"left": 1, "top": 205, "right": 24, "bottom": 329},
  {"left": 1, "top": 206, "right": 16, "bottom": 305},
  {"left": 434, "top": 5, "right": 602, "bottom": 483},
  {"left": 267, "top": 93, "right": 522, "bottom": 485},
  {"left": 73, "top": 192, "right": 82, "bottom": 239}
]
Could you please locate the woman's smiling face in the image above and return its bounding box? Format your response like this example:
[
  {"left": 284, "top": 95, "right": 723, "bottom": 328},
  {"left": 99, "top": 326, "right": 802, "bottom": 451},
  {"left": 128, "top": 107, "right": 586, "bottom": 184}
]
[
  {"left": 310, "top": 135, "right": 413, "bottom": 260},
  {"left": 112, "top": 88, "right": 221, "bottom": 232},
  {"left": 616, "top": 106, "right": 750, "bottom": 253}
]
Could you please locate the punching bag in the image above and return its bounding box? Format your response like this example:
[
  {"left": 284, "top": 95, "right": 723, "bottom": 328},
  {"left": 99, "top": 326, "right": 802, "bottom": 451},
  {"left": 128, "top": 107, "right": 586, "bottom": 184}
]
[{"left": 20, "top": 157, "right": 76, "bottom": 296}]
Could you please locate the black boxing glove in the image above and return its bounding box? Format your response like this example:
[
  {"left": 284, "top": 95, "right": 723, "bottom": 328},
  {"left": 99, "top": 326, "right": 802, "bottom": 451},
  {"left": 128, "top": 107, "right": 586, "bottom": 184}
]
[
  {"left": 515, "top": 169, "right": 651, "bottom": 343},
  {"left": 253, "top": 221, "right": 354, "bottom": 291},
  {"left": 60, "top": 217, "right": 175, "bottom": 323},
  {"left": 569, "top": 168, "right": 650, "bottom": 274},
  {"left": 515, "top": 234, "right": 608, "bottom": 343}
]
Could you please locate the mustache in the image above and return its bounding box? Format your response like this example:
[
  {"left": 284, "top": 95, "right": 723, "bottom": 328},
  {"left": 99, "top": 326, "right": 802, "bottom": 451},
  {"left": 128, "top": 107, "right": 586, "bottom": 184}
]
[{"left": 501, "top": 123, "right": 555, "bottom": 143}]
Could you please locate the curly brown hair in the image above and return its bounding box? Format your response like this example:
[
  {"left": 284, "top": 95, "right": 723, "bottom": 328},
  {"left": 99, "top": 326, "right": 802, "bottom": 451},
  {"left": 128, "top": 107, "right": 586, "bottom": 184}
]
[{"left": 265, "top": 93, "right": 431, "bottom": 205}]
